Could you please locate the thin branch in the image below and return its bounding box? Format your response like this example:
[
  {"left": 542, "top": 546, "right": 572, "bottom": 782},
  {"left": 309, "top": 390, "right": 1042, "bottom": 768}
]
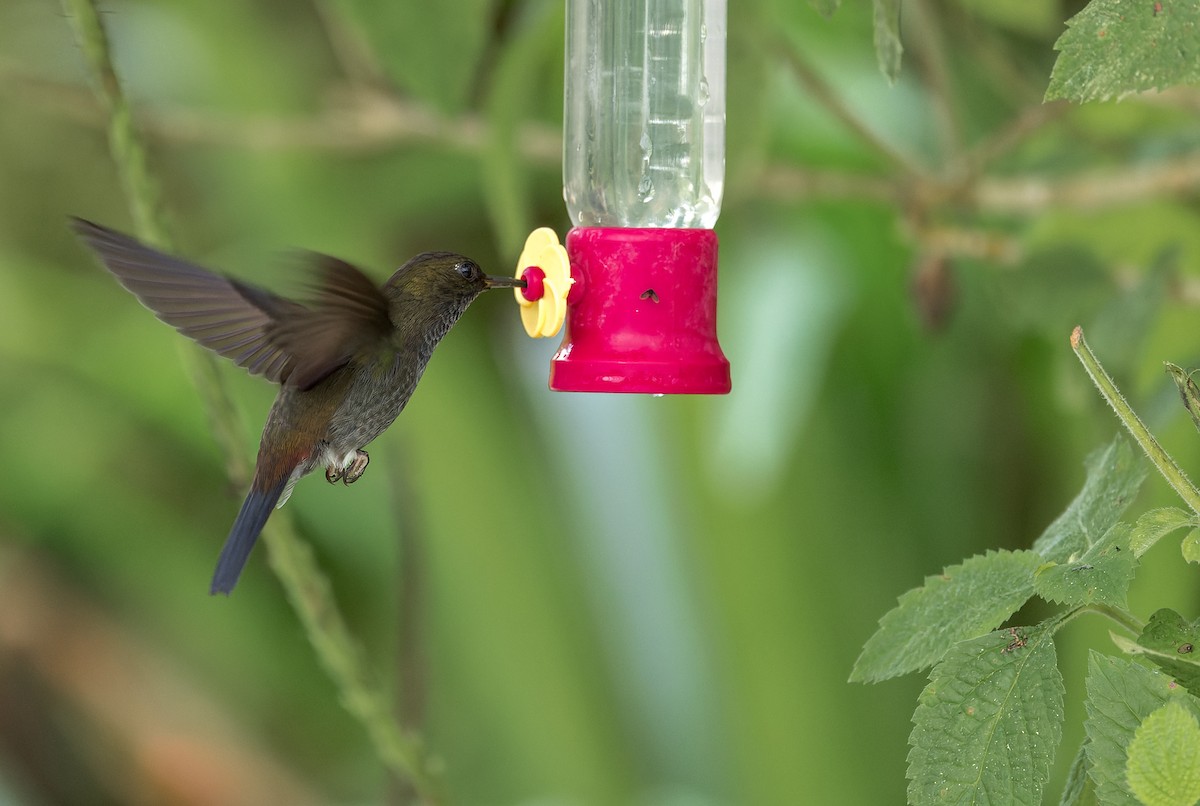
[
  {"left": 146, "top": 89, "right": 561, "bottom": 161},
  {"left": 913, "top": 225, "right": 1023, "bottom": 265},
  {"left": 973, "top": 152, "right": 1200, "bottom": 213},
  {"left": 261, "top": 524, "right": 444, "bottom": 804},
  {"left": 772, "top": 37, "right": 928, "bottom": 178},
  {"left": 960, "top": 101, "right": 1070, "bottom": 178},
  {"left": 13, "top": 60, "right": 1200, "bottom": 217},
  {"left": 309, "top": 0, "right": 390, "bottom": 90},
  {"left": 755, "top": 165, "right": 898, "bottom": 204},
  {"left": 956, "top": 12, "right": 1047, "bottom": 107},
  {"left": 59, "top": 3, "right": 166, "bottom": 249},
  {"left": 384, "top": 443, "right": 430, "bottom": 732},
  {"left": 906, "top": 0, "right": 964, "bottom": 159},
  {"left": 60, "top": 2, "right": 443, "bottom": 801},
  {"left": 0, "top": 66, "right": 558, "bottom": 162},
  {"left": 760, "top": 147, "right": 1200, "bottom": 215}
]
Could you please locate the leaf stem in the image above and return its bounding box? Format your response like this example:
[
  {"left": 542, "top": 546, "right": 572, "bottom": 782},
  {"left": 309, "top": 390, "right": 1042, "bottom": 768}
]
[
  {"left": 1054, "top": 603, "right": 1144, "bottom": 637},
  {"left": 62, "top": 1, "right": 441, "bottom": 800},
  {"left": 1084, "top": 603, "right": 1146, "bottom": 636},
  {"left": 1070, "top": 326, "right": 1200, "bottom": 516}
]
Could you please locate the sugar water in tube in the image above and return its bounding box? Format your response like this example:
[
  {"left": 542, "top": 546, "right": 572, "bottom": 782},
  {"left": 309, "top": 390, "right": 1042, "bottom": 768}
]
[{"left": 564, "top": 0, "right": 725, "bottom": 229}]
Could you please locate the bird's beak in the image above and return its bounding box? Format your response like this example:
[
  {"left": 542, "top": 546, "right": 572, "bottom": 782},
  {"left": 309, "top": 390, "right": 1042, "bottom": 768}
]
[{"left": 484, "top": 274, "right": 526, "bottom": 290}]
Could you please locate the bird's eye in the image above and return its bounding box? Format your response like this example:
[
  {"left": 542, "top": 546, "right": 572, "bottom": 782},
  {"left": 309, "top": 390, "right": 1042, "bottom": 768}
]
[{"left": 455, "top": 261, "right": 476, "bottom": 280}]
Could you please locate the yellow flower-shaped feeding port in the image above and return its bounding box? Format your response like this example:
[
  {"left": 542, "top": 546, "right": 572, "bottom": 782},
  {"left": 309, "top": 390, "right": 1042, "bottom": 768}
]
[{"left": 514, "top": 228, "right": 574, "bottom": 338}]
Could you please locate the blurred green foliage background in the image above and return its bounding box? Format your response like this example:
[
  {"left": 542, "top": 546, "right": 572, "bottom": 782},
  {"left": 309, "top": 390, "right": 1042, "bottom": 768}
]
[{"left": 2, "top": 0, "right": 1200, "bottom": 803}]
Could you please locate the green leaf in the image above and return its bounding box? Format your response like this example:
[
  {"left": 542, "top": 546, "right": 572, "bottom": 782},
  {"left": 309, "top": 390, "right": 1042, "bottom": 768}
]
[
  {"left": 1183, "top": 529, "right": 1200, "bottom": 564},
  {"left": 1166, "top": 362, "right": 1200, "bottom": 436},
  {"left": 1126, "top": 702, "right": 1200, "bottom": 806},
  {"left": 1034, "top": 522, "right": 1137, "bottom": 609},
  {"left": 851, "top": 550, "right": 1042, "bottom": 683},
  {"left": 1084, "top": 653, "right": 1200, "bottom": 805},
  {"left": 1046, "top": 0, "right": 1200, "bottom": 103},
  {"left": 809, "top": 0, "right": 840, "bottom": 17},
  {"left": 1131, "top": 507, "right": 1198, "bottom": 558},
  {"left": 872, "top": 0, "right": 903, "bottom": 84},
  {"left": 1117, "top": 609, "right": 1200, "bottom": 695},
  {"left": 1060, "top": 741, "right": 1099, "bottom": 806},
  {"left": 1033, "top": 437, "right": 1146, "bottom": 564},
  {"left": 907, "top": 622, "right": 1065, "bottom": 806}
]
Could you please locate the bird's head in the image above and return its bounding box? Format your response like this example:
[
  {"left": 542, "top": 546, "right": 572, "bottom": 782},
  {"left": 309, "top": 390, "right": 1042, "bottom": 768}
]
[
  {"left": 385, "top": 252, "right": 522, "bottom": 313},
  {"left": 381, "top": 251, "right": 525, "bottom": 344}
]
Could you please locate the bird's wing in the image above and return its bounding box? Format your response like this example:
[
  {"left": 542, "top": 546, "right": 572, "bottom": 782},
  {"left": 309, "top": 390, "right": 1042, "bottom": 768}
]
[
  {"left": 73, "top": 218, "right": 304, "bottom": 384},
  {"left": 266, "top": 254, "right": 394, "bottom": 390},
  {"left": 72, "top": 219, "right": 393, "bottom": 390}
]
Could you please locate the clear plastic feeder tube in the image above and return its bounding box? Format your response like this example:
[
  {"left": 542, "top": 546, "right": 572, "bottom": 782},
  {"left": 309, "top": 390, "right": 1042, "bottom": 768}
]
[{"left": 564, "top": 0, "right": 726, "bottom": 229}]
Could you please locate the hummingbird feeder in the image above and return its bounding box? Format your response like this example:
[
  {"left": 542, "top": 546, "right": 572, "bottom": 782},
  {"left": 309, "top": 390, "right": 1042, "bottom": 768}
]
[{"left": 513, "top": 0, "right": 731, "bottom": 394}]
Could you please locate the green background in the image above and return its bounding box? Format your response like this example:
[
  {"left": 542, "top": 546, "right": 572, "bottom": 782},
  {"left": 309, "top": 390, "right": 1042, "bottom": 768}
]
[{"left": 0, "top": 0, "right": 1198, "bottom": 803}]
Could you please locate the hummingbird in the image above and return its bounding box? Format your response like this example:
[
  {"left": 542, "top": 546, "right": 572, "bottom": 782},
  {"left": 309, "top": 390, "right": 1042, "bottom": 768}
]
[{"left": 72, "top": 218, "right": 523, "bottom": 595}]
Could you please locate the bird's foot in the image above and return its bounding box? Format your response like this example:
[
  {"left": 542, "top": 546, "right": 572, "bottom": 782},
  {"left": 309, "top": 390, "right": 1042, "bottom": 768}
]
[
  {"left": 342, "top": 449, "right": 369, "bottom": 485},
  {"left": 326, "top": 449, "right": 369, "bottom": 485}
]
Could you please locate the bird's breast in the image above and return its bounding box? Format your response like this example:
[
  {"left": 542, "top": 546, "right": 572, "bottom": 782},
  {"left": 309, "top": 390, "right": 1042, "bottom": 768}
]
[{"left": 323, "top": 349, "right": 428, "bottom": 451}]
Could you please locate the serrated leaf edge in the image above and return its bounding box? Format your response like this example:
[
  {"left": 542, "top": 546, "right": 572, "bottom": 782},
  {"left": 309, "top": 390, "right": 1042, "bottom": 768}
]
[{"left": 851, "top": 549, "right": 1041, "bottom": 683}]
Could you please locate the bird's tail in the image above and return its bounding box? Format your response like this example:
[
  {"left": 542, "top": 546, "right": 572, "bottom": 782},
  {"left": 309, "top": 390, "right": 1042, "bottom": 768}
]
[{"left": 210, "top": 473, "right": 292, "bottom": 596}]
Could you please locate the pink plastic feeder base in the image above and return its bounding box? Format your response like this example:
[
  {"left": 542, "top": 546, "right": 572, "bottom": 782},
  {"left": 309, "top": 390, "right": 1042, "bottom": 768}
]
[{"left": 550, "top": 227, "right": 731, "bottom": 395}]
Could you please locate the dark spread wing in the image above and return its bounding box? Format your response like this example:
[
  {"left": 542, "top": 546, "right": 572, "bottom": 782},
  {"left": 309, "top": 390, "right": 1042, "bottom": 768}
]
[
  {"left": 72, "top": 219, "right": 393, "bottom": 390},
  {"left": 72, "top": 218, "right": 303, "bottom": 383},
  {"left": 266, "top": 255, "right": 394, "bottom": 390}
]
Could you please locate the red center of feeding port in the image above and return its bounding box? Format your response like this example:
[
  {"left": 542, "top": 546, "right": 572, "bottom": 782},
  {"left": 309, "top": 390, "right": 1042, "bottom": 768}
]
[{"left": 520, "top": 266, "right": 545, "bottom": 301}]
